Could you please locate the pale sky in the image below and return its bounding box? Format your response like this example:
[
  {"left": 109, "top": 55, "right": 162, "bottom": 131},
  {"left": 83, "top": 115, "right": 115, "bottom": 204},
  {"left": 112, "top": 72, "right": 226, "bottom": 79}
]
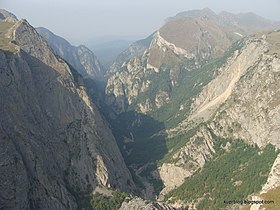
[{"left": 1, "top": 0, "right": 280, "bottom": 45}]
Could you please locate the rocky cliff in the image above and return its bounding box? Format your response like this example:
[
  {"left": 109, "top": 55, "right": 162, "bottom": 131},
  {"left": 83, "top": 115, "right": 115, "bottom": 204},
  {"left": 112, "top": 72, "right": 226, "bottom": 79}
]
[
  {"left": 36, "top": 27, "right": 105, "bottom": 82},
  {"left": 119, "top": 196, "right": 174, "bottom": 210},
  {"left": 0, "top": 17, "right": 133, "bottom": 210},
  {"left": 0, "top": 9, "right": 17, "bottom": 20}
]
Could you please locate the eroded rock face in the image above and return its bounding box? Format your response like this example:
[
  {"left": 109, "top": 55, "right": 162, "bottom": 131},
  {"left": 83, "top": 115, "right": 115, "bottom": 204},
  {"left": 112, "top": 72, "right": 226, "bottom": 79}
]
[
  {"left": 159, "top": 126, "right": 215, "bottom": 194},
  {"left": 206, "top": 34, "right": 280, "bottom": 148},
  {"left": 119, "top": 196, "right": 174, "bottom": 210},
  {"left": 261, "top": 154, "right": 280, "bottom": 194},
  {"left": 0, "top": 19, "right": 133, "bottom": 210},
  {"left": 190, "top": 40, "right": 266, "bottom": 121},
  {"left": 36, "top": 27, "right": 104, "bottom": 81},
  {"left": 110, "top": 33, "right": 154, "bottom": 73},
  {"left": 159, "top": 164, "right": 191, "bottom": 195},
  {"left": 106, "top": 57, "right": 152, "bottom": 113},
  {"left": 0, "top": 9, "right": 18, "bottom": 20}
]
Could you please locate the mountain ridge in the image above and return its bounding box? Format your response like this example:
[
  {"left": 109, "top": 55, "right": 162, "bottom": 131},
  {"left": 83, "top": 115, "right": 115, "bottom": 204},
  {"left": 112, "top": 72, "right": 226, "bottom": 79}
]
[
  {"left": 36, "top": 27, "right": 105, "bottom": 82},
  {"left": 0, "top": 16, "right": 134, "bottom": 210}
]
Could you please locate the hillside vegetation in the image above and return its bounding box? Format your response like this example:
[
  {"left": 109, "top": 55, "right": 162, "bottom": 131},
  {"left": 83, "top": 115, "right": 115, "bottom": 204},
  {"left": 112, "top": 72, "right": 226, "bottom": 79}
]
[{"left": 167, "top": 138, "right": 278, "bottom": 210}]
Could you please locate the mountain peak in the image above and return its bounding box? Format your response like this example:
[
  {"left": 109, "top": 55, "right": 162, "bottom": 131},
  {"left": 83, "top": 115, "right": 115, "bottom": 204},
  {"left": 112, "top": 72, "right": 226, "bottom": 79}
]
[
  {"left": 167, "top": 8, "right": 218, "bottom": 22},
  {"left": 0, "top": 9, "right": 17, "bottom": 20}
]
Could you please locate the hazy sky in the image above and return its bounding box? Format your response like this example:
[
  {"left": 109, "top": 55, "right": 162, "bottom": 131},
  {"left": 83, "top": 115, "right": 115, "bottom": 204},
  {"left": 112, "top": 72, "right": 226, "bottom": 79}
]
[{"left": 1, "top": 0, "right": 280, "bottom": 45}]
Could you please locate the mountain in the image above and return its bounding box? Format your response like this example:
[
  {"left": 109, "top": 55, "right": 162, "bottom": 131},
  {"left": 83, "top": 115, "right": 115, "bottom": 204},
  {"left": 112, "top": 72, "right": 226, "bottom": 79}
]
[
  {"left": 36, "top": 27, "right": 105, "bottom": 83},
  {"left": 0, "top": 16, "right": 134, "bottom": 210},
  {"left": 0, "top": 9, "right": 17, "bottom": 20},
  {"left": 170, "top": 8, "right": 280, "bottom": 34},
  {"left": 104, "top": 8, "right": 280, "bottom": 209},
  {"left": 164, "top": 30, "right": 280, "bottom": 209},
  {"left": 109, "top": 33, "right": 155, "bottom": 73},
  {"left": 2, "top": 7, "right": 280, "bottom": 210},
  {"left": 91, "top": 39, "right": 134, "bottom": 69},
  {"left": 106, "top": 9, "right": 280, "bottom": 115}
]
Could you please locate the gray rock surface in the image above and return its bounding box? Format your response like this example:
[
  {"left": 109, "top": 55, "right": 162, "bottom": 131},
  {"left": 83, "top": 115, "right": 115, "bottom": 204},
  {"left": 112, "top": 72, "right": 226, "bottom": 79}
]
[
  {"left": 159, "top": 126, "right": 215, "bottom": 194},
  {"left": 0, "top": 19, "right": 133, "bottom": 210},
  {"left": 119, "top": 196, "right": 174, "bottom": 210},
  {"left": 0, "top": 9, "right": 18, "bottom": 20}
]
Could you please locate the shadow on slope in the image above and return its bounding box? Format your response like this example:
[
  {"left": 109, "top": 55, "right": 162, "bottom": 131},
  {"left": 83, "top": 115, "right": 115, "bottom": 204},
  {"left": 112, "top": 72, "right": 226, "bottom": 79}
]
[
  {"left": 93, "top": 94, "right": 168, "bottom": 200},
  {"left": 0, "top": 49, "right": 133, "bottom": 209}
]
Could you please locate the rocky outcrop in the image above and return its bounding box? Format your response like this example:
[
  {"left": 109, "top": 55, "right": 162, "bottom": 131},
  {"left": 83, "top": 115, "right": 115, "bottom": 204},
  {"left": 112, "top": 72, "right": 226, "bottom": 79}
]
[
  {"left": 159, "top": 126, "right": 215, "bottom": 194},
  {"left": 106, "top": 56, "right": 152, "bottom": 113},
  {"left": 36, "top": 27, "right": 104, "bottom": 81},
  {"left": 109, "top": 33, "right": 154, "bottom": 73},
  {"left": 155, "top": 91, "right": 170, "bottom": 108},
  {"left": 206, "top": 32, "right": 280, "bottom": 148},
  {"left": 261, "top": 154, "right": 280, "bottom": 194},
  {"left": 138, "top": 99, "right": 153, "bottom": 113},
  {"left": 0, "top": 9, "right": 17, "bottom": 20},
  {"left": 190, "top": 39, "right": 266, "bottom": 121},
  {"left": 0, "top": 19, "right": 133, "bottom": 210},
  {"left": 119, "top": 196, "right": 174, "bottom": 210}
]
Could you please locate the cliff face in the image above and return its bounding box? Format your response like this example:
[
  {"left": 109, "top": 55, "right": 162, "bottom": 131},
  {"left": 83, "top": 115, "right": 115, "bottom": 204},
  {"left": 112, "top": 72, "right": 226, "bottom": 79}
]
[
  {"left": 36, "top": 27, "right": 105, "bottom": 82},
  {"left": 0, "top": 9, "right": 17, "bottom": 20},
  {"left": 0, "top": 18, "right": 133, "bottom": 210},
  {"left": 191, "top": 33, "right": 280, "bottom": 148}
]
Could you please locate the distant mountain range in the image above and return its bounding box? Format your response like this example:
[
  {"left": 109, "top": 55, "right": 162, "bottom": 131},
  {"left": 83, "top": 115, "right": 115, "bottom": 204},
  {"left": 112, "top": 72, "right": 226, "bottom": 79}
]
[{"left": 1, "top": 7, "right": 280, "bottom": 210}]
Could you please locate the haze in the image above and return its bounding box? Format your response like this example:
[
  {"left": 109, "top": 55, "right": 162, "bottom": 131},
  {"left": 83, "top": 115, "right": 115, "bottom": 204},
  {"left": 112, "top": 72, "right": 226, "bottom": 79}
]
[{"left": 1, "top": 0, "right": 280, "bottom": 45}]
